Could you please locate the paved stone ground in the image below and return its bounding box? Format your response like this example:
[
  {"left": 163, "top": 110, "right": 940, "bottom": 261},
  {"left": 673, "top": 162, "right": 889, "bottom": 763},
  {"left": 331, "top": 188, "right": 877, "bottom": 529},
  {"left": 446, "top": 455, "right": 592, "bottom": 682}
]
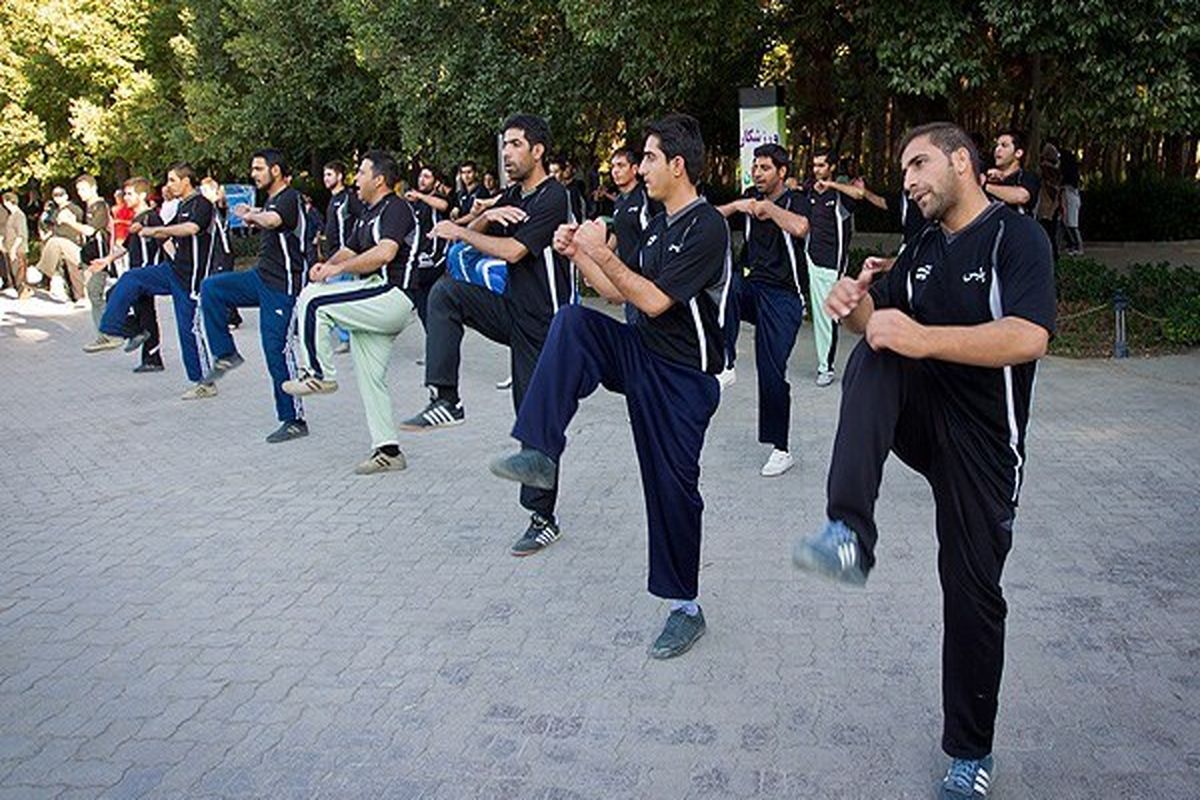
[{"left": 1, "top": 288, "right": 1198, "bottom": 800}]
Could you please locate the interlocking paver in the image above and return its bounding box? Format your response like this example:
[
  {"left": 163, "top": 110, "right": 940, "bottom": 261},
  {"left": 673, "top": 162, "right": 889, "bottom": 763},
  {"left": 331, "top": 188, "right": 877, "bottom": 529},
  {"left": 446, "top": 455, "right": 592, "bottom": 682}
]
[{"left": 2, "top": 292, "right": 1198, "bottom": 798}]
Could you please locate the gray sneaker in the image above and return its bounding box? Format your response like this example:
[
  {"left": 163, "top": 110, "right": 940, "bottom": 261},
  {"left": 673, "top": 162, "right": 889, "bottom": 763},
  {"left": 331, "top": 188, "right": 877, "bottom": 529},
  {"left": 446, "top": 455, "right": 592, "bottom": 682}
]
[
  {"left": 82, "top": 334, "right": 122, "bottom": 353},
  {"left": 792, "top": 519, "right": 869, "bottom": 586},
  {"left": 123, "top": 330, "right": 151, "bottom": 353},
  {"left": 815, "top": 369, "right": 836, "bottom": 387},
  {"left": 489, "top": 448, "right": 557, "bottom": 490},
  {"left": 354, "top": 449, "right": 407, "bottom": 475},
  {"left": 649, "top": 607, "right": 707, "bottom": 659},
  {"left": 205, "top": 352, "right": 245, "bottom": 383},
  {"left": 265, "top": 420, "right": 308, "bottom": 444}
]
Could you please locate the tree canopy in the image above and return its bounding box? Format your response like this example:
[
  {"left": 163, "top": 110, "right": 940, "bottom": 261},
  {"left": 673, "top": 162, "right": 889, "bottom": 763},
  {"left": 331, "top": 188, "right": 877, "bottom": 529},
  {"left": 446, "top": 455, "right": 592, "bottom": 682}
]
[{"left": 1, "top": 0, "right": 1196, "bottom": 191}]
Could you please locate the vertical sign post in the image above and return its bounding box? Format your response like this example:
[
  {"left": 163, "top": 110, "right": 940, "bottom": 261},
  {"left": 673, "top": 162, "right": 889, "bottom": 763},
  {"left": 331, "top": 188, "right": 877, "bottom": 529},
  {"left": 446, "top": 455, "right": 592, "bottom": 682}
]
[{"left": 738, "top": 87, "right": 787, "bottom": 193}]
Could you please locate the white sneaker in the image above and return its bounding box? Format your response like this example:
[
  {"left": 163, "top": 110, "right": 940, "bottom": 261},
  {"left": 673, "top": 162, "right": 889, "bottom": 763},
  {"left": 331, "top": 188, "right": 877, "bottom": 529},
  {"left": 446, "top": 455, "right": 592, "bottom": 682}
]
[
  {"left": 496, "top": 375, "right": 513, "bottom": 390},
  {"left": 48, "top": 276, "right": 68, "bottom": 302},
  {"left": 760, "top": 448, "right": 795, "bottom": 477},
  {"left": 717, "top": 366, "right": 736, "bottom": 390},
  {"left": 815, "top": 369, "right": 835, "bottom": 387}
]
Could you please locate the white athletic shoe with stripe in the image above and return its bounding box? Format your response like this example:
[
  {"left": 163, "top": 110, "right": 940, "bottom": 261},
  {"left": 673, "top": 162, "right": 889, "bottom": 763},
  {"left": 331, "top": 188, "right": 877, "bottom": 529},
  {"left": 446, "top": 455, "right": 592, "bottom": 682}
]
[{"left": 939, "top": 754, "right": 994, "bottom": 799}]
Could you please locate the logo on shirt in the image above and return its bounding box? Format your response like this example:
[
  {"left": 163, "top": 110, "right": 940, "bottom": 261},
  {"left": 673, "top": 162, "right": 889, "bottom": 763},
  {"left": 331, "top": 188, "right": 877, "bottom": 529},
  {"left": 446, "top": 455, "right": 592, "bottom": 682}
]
[
  {"left": 915, "top": 264, "right": 933, "bottom": 281},
  {"left": 962, "top": 267, "right": 987, "bottom": 284},
  {"left": 668, "top": 243, "right": 683, "bottom": 253},
  {"left": 645, "top": 235, "right": 659, "bottom": 248}
]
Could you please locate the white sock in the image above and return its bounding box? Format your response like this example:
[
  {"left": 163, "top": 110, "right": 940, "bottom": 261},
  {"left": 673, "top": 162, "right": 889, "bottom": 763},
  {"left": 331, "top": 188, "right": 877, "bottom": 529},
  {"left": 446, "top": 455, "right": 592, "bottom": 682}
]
[{"left": 670, "top": 600, "right": 699, "bottom": 616}]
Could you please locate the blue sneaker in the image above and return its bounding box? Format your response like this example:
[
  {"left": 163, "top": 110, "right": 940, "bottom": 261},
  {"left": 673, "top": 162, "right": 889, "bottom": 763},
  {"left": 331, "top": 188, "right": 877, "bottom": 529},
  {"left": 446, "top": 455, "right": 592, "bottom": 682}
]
[
  {"left": 791, "top": 520, "right": 868, "bottom": 586},
  {"left": 939, "top": 755, "right": 994, "bottom": 799}
]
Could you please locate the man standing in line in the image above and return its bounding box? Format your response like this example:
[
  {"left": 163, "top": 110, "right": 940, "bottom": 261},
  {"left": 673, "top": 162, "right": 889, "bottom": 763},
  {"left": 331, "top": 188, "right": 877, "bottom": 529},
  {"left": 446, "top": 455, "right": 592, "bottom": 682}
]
[
  {"left": 489, "top": 113, "right": 730, "bottom": 659},
  {"left": 200, "top": 148, "right": 310, "bottom": 443},
  {"left": 451, "top": 160, "right": 491, "bottom": 222},
  {"left": 792, "top": 122, "right": 1055, "bottom": 800},
  {"left": 985, "top": 131, "right": 1040, "bottom": 216},
  {"left": 716, "top": 143, "right": 810, "bottom": 477},
  {"left": 607, "top": 146, "right": 663, "bottom": 323},
  {"left": 400, "top": 113, "right": 573, "bottom": 555},
  {"left": 2, "top": 193, "right": 31, "bottom": 300},
  {"left": 403, "top": 166, "right": 451, "bottom": 326},
  {"left": 283, "top": 150, "right": 419, "bottom": 474},
  {"left": 67, "top": 174, "right": 115, "bottom": 347},
  {"left": 801, "top": 149, "right": 866, "bottom": 387},
  {"left": 94, "top": 163, "right": 216, "bottom": 398},
  {"left": 87, "top": 177, "right": 165, "bottom": 373}
]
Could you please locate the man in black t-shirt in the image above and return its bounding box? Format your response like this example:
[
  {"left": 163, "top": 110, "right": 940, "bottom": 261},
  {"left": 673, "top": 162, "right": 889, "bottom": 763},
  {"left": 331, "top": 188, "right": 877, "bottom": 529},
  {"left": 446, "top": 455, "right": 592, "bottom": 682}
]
[
  {"left": 792, "top": 123, "right": 1056, "bottom": 800},
  {"left": 403, "top": 166, "right": 451, "bottom": 325},
  {"left": 283, "top": 151, "right": 420, "bottom": 474},
  {"left": 95, "top": 163, "right": 216, "bottom": 397},
  {"left": 717, "top": 143, "right": 810, "bottom": 477},
  {"left": 200, "top": 148, "right": 311, "bottom": 444},
  {"left": 87, "top": 177, "right": 165, "bottom": 372},
  {"left": 401, "top": 113, "right": 574, "bottom": 552},
  {"left": 490, "top": 114, "right": 729, "bottom": 660},
  {"left": 985, "top": 131, "right": 1040, "bottom": 216},
  {"left": 451, "top": 160, "right": 492, "bottom": 221},
  {"left": 607, "top": 146, "right": 663, "bottom": 323}
]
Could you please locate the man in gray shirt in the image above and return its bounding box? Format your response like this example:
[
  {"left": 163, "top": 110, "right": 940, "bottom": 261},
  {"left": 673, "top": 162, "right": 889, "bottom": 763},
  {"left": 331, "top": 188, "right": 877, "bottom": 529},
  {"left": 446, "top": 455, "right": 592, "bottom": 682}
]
[{"left": 2, "top": 193, "right": 31, "bottom": 299}]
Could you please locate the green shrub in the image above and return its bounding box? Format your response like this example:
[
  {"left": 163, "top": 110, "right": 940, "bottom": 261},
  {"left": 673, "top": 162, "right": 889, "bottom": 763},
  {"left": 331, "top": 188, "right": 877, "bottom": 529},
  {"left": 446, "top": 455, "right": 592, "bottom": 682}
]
[
  {"left": 1081, "top": 178, "right": 1200, "bottom": 242},
  {"left": 1162, "top": 294, "right": 1200, "bottom": 346}
]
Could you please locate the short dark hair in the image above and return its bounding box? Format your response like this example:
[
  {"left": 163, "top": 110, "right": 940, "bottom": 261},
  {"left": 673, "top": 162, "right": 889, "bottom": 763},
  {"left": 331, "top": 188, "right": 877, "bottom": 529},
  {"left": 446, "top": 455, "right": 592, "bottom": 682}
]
[
  {"left": 753, "top": 143, "right": 790, "bottom": 175},
  {"left": 167, "top": 162, "right": 197, "bottom": 185},
  {"left": 252, "top": 148, "right": 290, "bottom": 177},
  {"left": 643, "top": 113, "right": 705, "bottom": 185},
  {"left": 75, "top": 174, "right": 98, "bottom": 190},
  {"left": 501, "top": 114, "right": 552, "bottom": 167},
  {"left": 324, "top": 160, "right": 347, "bottom": 179},
  {"left": 460, "top": 160, "right": 477, "bottom": 171},
  {"left": 898, "top": 122, "right": 982, "bottom": 178},
  {"left": 997, "top": 129, "right": 1027, "bottom": 154},
  {"left": 611, "top": 147, "right": 640, "bottom": 165},
  {"left": 810, "top": 146, "right": 836, "bottom": 164},
  {"left": 361, "top": 149, "right": 399, "bottom": 189}
]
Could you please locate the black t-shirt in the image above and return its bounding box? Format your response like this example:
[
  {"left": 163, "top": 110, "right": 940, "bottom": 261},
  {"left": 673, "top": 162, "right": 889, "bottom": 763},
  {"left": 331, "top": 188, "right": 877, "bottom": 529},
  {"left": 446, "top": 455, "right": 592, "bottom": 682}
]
[
  {"left": 455, "top": 184, "right": 491, "bottom": 218},
  {"left": 489, "top": 179, "right": 573, "bottom": 324},
  {"left": 801, "top": 187, "right": 855, "bottom": 273},
  {"left": 208, "top": 210, "right": 234, "bottom": 273},
  {"left": 169, "top": 192, "right": 214, "bottom": 295},
  {"left": 126, "top": 209, "right": 164, "bottom": 269},
  {"left": 612, "top": 184, "right": 662, "bottom": 273},
  {"left": 869, "top": 202, "right": 1056, "bottom": 503},
  {"left": 987, "top": 168, "right": 1041, "bottom": 216},
  {"left": 407, "top": 195, "right": 448, "bottom": 289},
  {"left": 256, "top": 186, "right": 308, "bottom": 296},
  {"left": 897, "top": 190, "right": 930, "bottom": 248},
  {"left": 345, "top": 193, "right": 416, "bottom": 288},
  {"left": 324, "top": 188, "right": 362, "bottom": 256},
  {"left": 735, "top": 187, "right": 805, "bottom": 293},
  {"left": 635, "top": 199, "right": 730, "bottom": 374}
]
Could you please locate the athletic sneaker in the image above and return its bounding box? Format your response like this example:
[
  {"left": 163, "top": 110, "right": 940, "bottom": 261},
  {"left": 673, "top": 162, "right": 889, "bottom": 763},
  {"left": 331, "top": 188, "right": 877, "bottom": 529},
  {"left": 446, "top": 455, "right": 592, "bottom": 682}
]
[
  {"left": 510, "top": 512, "right": 561, "bottom": 556},
  {"left": 399, "top": 396, "right": 465, "bottom": 431},
  {"left": 204, "top": 352, "right": 245, "bottom": 382},
  {"left": 282, "top": 374, "right": 339, "bottom": 396},
  {"left": 760, "top": 448, "right": 795, "bottom": 477},
  {"left": 716, "top": 366, "right": 736, "bottom": 389},
  {"left": 48, "top": 276, "right": 68, "bottom": 302},
  {"left": 124, "top": 330, "right": 151, "bottom": 353},
  {"left": 489, "top": 448, "right": 557, "bottom": 490},
  {"left": 815, "top": 369, "right": 835, "bottom": 387},
  {"left": 82, "top": 334, "right": 122, "bottom": 353},
  {"left": 496, "top": 375, "right": 513, "bottom": 390},
  {"left": 180, "top": 382, "right": 218, "bottom": 401},
  {"left": 649, "top": 607, "right": 706, "bottom": 659},
  {"left": 265, "top": 420, "right": 308, "bottom": 444},
  {"left": 133, "top": 361, "right": 164, "bottom": 374},
  {"left": 792, "top": 519, "right": 868, "bottom": 586},
  {"left": 939, "top": 755, "right": 994, "bottom": 799},
  {"left": 354, "top": 449, "right": 407, "bottom": 475}
]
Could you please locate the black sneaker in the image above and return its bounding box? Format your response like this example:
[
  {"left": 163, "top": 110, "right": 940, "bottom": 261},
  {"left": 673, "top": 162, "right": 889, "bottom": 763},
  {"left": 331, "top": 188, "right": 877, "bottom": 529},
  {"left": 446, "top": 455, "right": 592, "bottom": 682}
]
[
  {"left": 399, "top": 396, "right": 465, "bottom": 431},
  {"left": 510, "top": 513, "right": 562, "bottom": 557},
  {"left": 265, "top": 419, "right": 308, "bottom": 444},
  {"left": 133, "top": 361, "right": 164, "bottom": 373},
  {"left": 489, "top": 448, "right": 557, "bottom": 490},
  {"left": 649, "top": 607, "right": 707, "bottom": 659},
  {"left": 205, "top": 352, "right": 245, "bottom": 382},
  {"left": 124, "top": 330, "right": 151, "bottom": 353}
]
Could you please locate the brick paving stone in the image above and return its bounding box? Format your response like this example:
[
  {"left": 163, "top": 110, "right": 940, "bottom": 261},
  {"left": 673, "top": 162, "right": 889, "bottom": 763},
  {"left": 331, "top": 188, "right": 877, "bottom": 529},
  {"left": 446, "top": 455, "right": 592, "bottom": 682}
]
[{"left": 1, "top": 291, "right": 1198, "bottom": 798}]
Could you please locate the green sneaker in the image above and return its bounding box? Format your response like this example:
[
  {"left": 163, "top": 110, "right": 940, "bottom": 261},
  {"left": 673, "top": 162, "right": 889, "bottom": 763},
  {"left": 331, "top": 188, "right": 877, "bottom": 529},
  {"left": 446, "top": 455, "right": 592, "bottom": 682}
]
[{"left": 649, "top": 607, "right": 706, "bottom": 659}]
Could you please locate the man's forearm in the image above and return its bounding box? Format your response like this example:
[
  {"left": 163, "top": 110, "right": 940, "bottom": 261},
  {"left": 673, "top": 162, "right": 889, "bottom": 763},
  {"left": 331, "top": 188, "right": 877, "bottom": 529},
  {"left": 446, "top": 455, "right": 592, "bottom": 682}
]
[
  {"left": 985, "top": 184, "right": 1029, "bottom": 206},
  {"left": 842, "top": 294, "right": 875, "bottom": 334},
  {"left": 588, "top": 246, "right": 671, "bottom": 316},
  {"left": 153, "top": 222, "right": 200, "bottom": 238},
  {"left": 923, "top": 317, "right": 1049, "bottom": 367},
  {"left": 572, "top": 249, "right": 624, "bottom": 302},
  {"left": 332, "top": 243, "right": 395, "bottom": 275},
  {"left": 456, "top": 226, "right": 527, "bottom": 264}
]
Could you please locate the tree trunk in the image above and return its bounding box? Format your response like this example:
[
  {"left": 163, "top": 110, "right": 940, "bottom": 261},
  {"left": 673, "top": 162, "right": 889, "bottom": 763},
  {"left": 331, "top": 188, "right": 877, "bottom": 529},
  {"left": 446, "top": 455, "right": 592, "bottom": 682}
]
[{"left": 1027, "top": 52, "right": 1044, "bottom": 165}]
